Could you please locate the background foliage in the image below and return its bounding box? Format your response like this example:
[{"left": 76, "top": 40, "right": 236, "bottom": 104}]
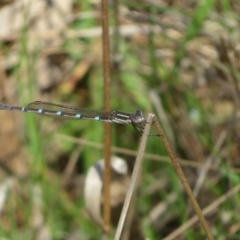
[{"left": 0, "top": 0, "right": 240, "bottom": 239}]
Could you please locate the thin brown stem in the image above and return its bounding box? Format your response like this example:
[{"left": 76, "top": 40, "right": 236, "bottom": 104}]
[
  {"left": 153, "top": 117, "right": 214, "bottom": 240},
  {"left": 101, "top": 0, "right": 111, "bottom": 234}
]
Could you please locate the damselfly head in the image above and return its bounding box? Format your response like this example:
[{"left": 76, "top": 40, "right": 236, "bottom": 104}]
[
  {"left": 131, "top": 111, "right": 160, "bottom": 137},
  {"left": 131, "top": 110, "right": 145, "bottom": 123}
]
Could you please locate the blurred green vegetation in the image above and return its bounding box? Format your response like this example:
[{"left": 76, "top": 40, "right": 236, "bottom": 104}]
[{"left": 0, "top": 0, "right": 240, "bottom": 239}]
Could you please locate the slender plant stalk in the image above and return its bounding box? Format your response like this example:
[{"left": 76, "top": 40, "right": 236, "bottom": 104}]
[
  {"left": 101, "top": 0, "right": 111, "bottom": 234},
  {"left": 57, "top": 134, "right": 240, "bottom": 174},
  {"left": 114, "top": 114, "right": 154, "bottom": 240},
  {"left": 153, "top": 117, "right": 214, "bottom": 240},
  {"left": 164, "top": 183, "right": 240, "bottom": 240}
]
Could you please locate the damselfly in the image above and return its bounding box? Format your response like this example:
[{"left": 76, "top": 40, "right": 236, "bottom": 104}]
[{"left": 0, "top": 101, "right": 156, "bottom": 136}]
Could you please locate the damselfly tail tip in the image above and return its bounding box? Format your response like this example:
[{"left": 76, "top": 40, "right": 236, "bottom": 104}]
[{"left": 0, "top": 104, "right": 8, "bottom": 110}]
